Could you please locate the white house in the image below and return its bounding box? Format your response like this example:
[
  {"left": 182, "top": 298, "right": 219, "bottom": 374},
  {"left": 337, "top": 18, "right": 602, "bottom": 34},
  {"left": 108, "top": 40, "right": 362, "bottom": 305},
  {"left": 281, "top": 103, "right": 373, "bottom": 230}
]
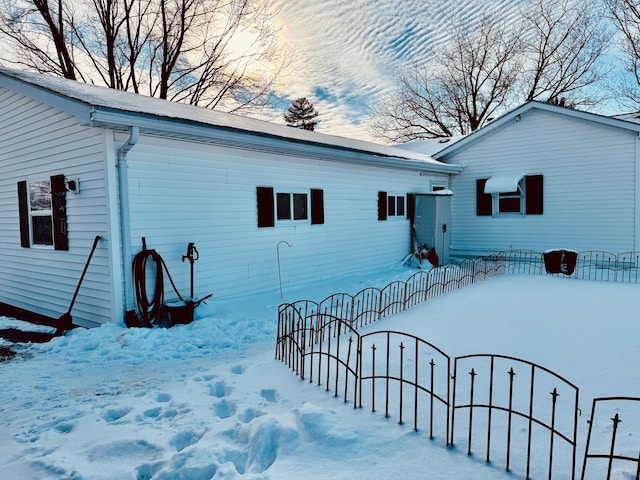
[
  {"left": 0, "top": 68, "right": 463, "bottom": 328},
  {"left": 431, "top": 101, "right": 640, "bottom": 258}
]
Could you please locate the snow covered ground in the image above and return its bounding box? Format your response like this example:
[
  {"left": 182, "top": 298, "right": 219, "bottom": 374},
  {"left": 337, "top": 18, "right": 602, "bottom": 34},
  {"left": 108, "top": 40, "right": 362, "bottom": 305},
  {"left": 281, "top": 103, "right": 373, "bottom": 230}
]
[{"left": 0, "top": 268, "right": 638, "bottom": 480}]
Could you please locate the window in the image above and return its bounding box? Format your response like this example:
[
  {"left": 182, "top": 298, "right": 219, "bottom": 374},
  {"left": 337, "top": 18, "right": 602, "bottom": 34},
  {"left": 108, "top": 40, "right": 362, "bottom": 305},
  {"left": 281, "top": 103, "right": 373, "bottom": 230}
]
[
  {"left": 18, "top": 175, "right": 68, "bottom": 250},
  {"left": 257, "top": 187, "right": 324, "bottom": 227},
  {"left": 476, "top": 175, "right": 543, "bottom": 216},
  {"left": 277, "top": 192, "right": 309, "bottom": 221},
  {"left": 378, "top": 192, "right": 406, "bottom": 220},
  {"left": 29, "top": 180, "right": 53, "bottom": 245}
]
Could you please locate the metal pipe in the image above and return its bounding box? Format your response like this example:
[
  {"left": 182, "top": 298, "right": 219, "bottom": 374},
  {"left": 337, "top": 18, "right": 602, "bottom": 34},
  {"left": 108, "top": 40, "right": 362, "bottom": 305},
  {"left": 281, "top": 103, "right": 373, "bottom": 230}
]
[
  {"left": 277, "top": 240, "right": 292, "bottom": 298},
  {"left": 117, "top": 126, "right": 140, "bottom": 315}
]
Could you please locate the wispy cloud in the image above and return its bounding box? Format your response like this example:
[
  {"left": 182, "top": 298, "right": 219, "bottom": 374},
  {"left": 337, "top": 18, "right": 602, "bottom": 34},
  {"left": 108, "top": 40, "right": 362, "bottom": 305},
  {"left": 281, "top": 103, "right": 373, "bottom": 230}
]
[{"left": 267, "top": 0, "right": 578, "bottom": 141}]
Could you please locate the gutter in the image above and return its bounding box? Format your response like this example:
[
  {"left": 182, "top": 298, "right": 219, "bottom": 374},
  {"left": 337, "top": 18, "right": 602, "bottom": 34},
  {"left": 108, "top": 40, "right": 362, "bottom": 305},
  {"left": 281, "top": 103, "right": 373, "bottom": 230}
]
[
  {"left": 88, "top": 109, "right": 464, "bottom": 175},
  {"left": 116, "top": 126, "right": 140, "bottom": 317}
]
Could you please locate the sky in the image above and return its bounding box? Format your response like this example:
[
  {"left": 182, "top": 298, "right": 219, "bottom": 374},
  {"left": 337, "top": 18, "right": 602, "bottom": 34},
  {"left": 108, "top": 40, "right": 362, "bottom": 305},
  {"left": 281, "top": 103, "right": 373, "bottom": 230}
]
[
  {"left": 267, "top": 0, "right": 620, "bottom": 141},
  {"left": 0, "top": 0, "right": 627, "bottom": 143},
  {"left": 0, "top": 269, "right": 638, "bottom": 479}
]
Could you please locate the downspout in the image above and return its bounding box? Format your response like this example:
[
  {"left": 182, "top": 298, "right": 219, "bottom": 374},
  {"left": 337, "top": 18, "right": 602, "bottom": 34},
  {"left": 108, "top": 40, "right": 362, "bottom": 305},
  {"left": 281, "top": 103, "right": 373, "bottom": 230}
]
[
  {"left": 636, "top": 133, "right": 640, "bottom": 253},
  {"left": 117, "top": 126, "right": 140, "bottom": 319}
]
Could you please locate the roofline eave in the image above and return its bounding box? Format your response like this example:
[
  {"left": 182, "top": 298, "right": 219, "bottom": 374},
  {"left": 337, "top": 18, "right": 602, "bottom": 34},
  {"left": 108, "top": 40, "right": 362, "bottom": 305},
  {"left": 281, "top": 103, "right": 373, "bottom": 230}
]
[{"left": 88, "top": 107, "right": 465, "bottom": 174}]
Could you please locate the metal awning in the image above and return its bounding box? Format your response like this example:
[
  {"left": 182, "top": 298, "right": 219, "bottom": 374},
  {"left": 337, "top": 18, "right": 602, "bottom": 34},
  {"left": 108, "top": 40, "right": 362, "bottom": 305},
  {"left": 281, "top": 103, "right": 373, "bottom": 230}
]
[{"left": 484, "top": 174, "right": 524, "bottom": 194}]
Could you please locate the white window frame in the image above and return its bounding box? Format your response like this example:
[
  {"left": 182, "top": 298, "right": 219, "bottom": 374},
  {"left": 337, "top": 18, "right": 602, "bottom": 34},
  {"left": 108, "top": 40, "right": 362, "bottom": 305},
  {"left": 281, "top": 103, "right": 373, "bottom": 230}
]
[
  {"left": 275, "top": 189, "right": 311, "bottom": 224},
  {"left": 493, "top": 179, "right": 525, "bottom": 215},
  {"left": 28, "top": 179, "right": 54, "bottom": 247},
  {"left": 387, "top": 193, "right": 406, "bottom": 219}
]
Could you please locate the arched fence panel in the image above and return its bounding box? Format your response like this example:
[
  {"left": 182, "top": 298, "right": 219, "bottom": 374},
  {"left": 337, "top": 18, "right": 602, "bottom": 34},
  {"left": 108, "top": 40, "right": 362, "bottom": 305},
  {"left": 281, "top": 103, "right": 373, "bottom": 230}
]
[
  {"left": 352, "top": 287, "right": 382, "bottom": 328},
  {"left": 581, "top": 397, "right": 640, "bottom": 480},
  {"left": 451, "top": 354, "right": 580, "bottom": 480},
  {"left": 379, "top": 281, "right": 407, "bottom": 318},
  {"left": 358, "top": 330, "right": 451, "bottom": 444}
]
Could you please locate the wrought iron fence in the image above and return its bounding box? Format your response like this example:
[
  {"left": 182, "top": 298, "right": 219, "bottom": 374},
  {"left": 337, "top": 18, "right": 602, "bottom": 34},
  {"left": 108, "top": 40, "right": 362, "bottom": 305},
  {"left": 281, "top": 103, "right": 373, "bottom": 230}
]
[
  {"left": 277, "top": 254, "right": 505, "bottom": 338},
  {"left": 581, "top": 397, "right": 640, "bottom": 480},
  {"left": 276, "top": 251, "right": 640, "bottom": 479},
  {"left": 276, "top": 313, "right": 587, "bottom": 479},
  {"left": 452, "top": 354, "right": 579, "bottom": 480},
  {"left": 504, "top": 250, "right": 640, "bottom": 282}
]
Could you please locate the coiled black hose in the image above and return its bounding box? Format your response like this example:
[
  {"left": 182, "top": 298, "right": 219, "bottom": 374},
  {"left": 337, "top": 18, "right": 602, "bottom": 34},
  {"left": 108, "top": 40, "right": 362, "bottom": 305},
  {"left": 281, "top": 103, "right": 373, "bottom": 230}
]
[{"left": 132, "top": 249, "right": 164, "bottom": 327}]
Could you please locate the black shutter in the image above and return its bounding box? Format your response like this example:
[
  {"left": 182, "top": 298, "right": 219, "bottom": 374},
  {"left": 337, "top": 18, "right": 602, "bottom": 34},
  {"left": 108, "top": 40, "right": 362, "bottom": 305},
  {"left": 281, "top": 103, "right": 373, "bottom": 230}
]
[
  {"left": 407, "top": 194, "right": 415, "bottom": 222},
  {"left": 476, "top": 179, "right": 492, "bottom": 216},
  {"left": 310, "top": 189, "right": 324, "bottom": 225},
  {"left": 378, "top": 191, "right": 387, "bottom": 221},
  {"left": 525, "top": 175, "right": 544, "bottom": 215},
  {"left": 17, "top": 181, "right": 30, "bottom": 248},
  {"left": 50, "top": 174, "right": 68, "bottom": 250},
  {"left": 257, "top": 186, "right": 275, "bottom": 227}
]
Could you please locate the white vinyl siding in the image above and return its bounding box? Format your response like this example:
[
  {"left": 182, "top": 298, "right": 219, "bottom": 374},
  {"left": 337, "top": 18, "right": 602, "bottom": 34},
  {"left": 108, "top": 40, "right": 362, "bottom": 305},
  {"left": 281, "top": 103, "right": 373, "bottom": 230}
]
[
  {"left": 444, "top": 108, "right": 637, "bottom": 256},
  {"left": 122, "top": 134, "right": 447, "bottom": 300},
  {"left": 0, "top": 86, "right": 114, "bottom": 327}
]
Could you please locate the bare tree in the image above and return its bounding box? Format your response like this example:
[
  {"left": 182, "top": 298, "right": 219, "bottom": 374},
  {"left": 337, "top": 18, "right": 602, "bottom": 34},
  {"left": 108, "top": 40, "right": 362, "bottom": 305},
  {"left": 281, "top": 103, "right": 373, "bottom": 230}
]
[
  {"left": 520, "top": 0, "right": 609, "bottom": 107},
  {"left": 370, "top": 1, "right": 610, "bottom": 143},
  {"left": 0, "top": 0, "right": 284, "bottom": 112},
  {"left": 607, "top": 0, "right": 640, "bottom": 106},
  {"left": 370, "top": 13, "right": 522, "bottom": 142}
]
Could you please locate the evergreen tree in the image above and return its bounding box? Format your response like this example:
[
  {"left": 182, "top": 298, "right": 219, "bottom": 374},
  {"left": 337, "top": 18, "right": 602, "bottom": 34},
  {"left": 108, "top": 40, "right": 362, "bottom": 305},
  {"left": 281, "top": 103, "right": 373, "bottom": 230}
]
[{"left": 284, "top": 97, "right": 319, "bottom": 131}]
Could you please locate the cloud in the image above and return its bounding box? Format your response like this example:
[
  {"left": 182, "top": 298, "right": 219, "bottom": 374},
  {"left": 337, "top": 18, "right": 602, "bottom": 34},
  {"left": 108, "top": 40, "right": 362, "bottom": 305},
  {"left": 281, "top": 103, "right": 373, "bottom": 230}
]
[{"left": 267, "top": 0, "right": 537, "bottom": 141}]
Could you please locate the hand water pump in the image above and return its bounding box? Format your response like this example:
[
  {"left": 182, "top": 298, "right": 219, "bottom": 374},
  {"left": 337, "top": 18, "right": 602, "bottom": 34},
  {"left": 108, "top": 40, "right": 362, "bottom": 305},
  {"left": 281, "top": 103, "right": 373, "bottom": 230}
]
[{"left": 182, "top": 242, "right": 199, "bottom": 300}]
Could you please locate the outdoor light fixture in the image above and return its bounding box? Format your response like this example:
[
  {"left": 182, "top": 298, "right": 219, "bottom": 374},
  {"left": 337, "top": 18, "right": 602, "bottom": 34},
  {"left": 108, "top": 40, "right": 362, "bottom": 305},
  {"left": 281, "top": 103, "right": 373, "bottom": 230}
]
[{"left": 65, "top": 177, "right": 80, "bottom": 193}]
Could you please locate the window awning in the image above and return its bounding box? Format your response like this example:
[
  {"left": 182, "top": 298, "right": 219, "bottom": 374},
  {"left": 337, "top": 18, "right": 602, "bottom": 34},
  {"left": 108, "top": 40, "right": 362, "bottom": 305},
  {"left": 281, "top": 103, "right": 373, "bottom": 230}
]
[{"left": 484, "top": 174, "right": 524, "bottom": 194}]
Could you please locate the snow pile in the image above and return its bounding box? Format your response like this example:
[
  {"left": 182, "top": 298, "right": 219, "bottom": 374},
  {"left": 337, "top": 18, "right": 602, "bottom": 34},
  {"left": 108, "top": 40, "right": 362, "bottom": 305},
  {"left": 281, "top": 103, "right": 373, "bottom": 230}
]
[{"left": 0, "top": 272, "right": 638, "bottom": 479}]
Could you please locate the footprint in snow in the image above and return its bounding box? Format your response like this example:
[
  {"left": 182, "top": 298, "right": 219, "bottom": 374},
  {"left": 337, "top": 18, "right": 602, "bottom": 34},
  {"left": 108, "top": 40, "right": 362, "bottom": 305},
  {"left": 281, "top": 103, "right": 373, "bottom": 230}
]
[
  {"left": 231, "top": 365, "right": 245, "bottom": 374},
  {"left": 260, "top": 389, "right": 277, "bottom": 402},
  {"left": 103, "top": 407, "right": 132, "bottom": 423},
  {"left": 208, "top": 380, "right": 230, "bottom": 398},
  {"left": 169, "top": 429, "right": 205, "bottom": 452},
  {"left": 213, "top": 399, "right": 237, "bottom": 419},
  {"left": 155, "top": 393, "right": 171, "bottom": 403},
  {"left": 239, "top": 408, "right": 265, "bottom": 423}
]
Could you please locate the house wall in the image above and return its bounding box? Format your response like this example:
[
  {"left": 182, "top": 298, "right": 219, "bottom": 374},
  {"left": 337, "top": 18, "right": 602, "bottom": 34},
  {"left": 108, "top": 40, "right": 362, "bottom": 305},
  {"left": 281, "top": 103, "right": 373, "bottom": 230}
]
[
  {"left": 442, "top": 108, "right": 638, "bottom": 256},
  {"left": 122, "top": 133, "right": 448, "bottom": 302},
  {"left": 0, "top": 86, "right": 117, "bottom": 327}
]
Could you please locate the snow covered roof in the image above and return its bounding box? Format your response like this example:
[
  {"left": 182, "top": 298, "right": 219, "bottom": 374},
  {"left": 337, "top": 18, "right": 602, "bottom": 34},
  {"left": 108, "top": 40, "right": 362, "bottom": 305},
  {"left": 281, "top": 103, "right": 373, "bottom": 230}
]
[
  {"left": 395, "top": 135, "right": 465, "bottom": 156},
  {"left": 484, "top": 174, "right": 524, "bottom": 194},
  {"left": 611, "top": 111, "right": 640, "bottom": 123},
  {"left": 433, "top": 101, "right": 640, "bottom": 161},
  {"left": 0, "top": 67, "right": 463, "bottom": 174}
]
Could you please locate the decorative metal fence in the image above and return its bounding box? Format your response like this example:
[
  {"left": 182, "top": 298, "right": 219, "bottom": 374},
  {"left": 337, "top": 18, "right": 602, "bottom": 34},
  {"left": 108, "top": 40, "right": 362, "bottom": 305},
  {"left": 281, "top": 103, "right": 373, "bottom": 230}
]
[
  {"left": 275, "top": 251, "right": 640, "bottom": 479},
  {"left": 581, "top": 397, "right": 640, "bottom": 480},
  {"left": 358, "top": 330, "right": 451, "bottom": 442},
  {"left": 504, "top": 250, "right": 640, "bottom": 282},
  {"left": 277, "top": 254, "right": 505, "bottom": 337},
  {"left": 452, "top": 354, "right": 579, "bottom": 480}
]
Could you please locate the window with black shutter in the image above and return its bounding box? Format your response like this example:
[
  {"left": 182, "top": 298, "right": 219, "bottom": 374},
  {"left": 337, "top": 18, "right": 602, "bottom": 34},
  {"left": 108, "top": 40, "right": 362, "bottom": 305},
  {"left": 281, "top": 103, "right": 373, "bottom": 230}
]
[
  {"left": 17, "top": 175, "right": 68, "bottom": 249},
  {"left": 476, "top": 175, "right": 544, "bottom": 216},
  {"left": 379, "top": 191, "right": 406, "bottom": 220},
  {"left": 257, "top": 186, "right": 324, "bottom": 227}
]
